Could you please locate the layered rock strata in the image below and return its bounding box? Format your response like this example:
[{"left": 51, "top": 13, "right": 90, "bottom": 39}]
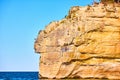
[{"left": 34, "top": 3, "right": 120, "bottom": 79}]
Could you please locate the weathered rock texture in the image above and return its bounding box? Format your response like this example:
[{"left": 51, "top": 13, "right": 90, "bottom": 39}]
[{"left": 34, "top": 3, "right": 120, "bottom": 79}]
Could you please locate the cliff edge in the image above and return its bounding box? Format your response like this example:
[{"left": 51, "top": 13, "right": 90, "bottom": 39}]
[{"left": 34, "top": 3, "right": 120, "bottom": 79}]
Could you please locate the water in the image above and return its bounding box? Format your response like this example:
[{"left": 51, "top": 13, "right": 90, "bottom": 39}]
[
  {"left": 0, "top": 72, "right": 38, "bottom": 80},
  {"left": 0, "top": 72, "right": 109, "bottom": 80}
]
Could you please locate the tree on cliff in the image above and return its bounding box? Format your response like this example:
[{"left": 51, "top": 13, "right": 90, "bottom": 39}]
[{"left": 100, "top": 0, "right": 120, "bottom": 3}]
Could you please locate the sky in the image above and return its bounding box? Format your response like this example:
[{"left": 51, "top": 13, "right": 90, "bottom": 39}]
[{"left": 0, "top": 0, "right": 99, "bottom": 71}]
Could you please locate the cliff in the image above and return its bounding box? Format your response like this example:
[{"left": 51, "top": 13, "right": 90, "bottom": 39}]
[{"left": 34, "top": 3, "right": 120, "bottom": 79}]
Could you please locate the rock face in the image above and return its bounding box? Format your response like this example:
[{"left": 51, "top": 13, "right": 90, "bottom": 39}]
[{"left": 34, "top": 3, "right": 120, "bottom": 79}]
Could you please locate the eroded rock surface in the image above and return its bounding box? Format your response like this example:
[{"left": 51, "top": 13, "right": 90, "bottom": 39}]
[{"left": 34, "top": 3, "right": 120, "bottom": 79}]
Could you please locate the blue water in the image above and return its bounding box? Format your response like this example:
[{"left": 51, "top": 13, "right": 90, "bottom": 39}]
[{"left": 0, "top": 72, "right": 38, "bottom": 80}]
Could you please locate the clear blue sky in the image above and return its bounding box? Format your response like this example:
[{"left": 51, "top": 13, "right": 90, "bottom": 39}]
[{"left": 0, "top": 0, "right": 99, "bottom": 71}]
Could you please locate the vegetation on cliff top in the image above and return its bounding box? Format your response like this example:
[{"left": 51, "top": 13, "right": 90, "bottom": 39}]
[{"left": 100, "top": 0, "right": 120, "bottom": 3}]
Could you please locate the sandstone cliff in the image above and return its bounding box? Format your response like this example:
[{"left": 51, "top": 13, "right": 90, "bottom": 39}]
[{"left": 34, "top": 3, "right": 120, "bottom": 79}]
